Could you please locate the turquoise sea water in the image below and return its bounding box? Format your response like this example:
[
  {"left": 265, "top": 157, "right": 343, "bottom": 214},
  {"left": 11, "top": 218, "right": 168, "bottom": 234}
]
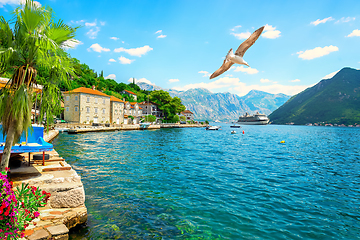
[{"left": 52, "top": 124, "right": 360, "bottom": 239}]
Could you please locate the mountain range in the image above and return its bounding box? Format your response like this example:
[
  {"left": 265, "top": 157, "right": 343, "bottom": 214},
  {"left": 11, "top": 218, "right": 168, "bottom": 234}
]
[
  {"left": 269, "top": 67, "right": 360, "bottom": 125},
  {"left": 137, "top": 82, "right": 290, "bottom": 121}
]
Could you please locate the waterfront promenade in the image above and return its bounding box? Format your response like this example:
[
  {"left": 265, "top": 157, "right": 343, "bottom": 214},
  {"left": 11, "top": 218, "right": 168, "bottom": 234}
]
[{"left": 65, "top": 123, "right": 205, "bottom": 134}]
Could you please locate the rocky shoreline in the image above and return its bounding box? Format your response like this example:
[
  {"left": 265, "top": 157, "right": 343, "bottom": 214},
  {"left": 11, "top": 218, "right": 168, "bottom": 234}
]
[{"left": 10, "top": 130, "right": 87, "bottom": 240}]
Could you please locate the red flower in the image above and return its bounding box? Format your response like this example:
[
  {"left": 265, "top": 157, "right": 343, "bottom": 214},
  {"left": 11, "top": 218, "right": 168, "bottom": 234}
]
[
  {"left": 33, "top": 211, "right": 40, "bottom": 218},
  {"left": 5, "top": 167, "right": 10, "bottom": 172}
]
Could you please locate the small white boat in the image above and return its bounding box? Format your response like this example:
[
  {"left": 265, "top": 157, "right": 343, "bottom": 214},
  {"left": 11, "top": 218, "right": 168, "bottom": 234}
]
[
  {"left": 54, "top": 127, "right": 69, "bottom": 132},
  {"left": 231, "top": 130, "right": 236, "bottom": 134},
  {"left": 206, "top": 126, "right": 221, "bottom": 130}
]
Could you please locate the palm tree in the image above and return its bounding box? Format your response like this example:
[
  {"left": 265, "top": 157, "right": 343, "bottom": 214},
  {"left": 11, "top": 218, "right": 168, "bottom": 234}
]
[{"left": 0, "top": 0, "right": 78, "bottom": 171}]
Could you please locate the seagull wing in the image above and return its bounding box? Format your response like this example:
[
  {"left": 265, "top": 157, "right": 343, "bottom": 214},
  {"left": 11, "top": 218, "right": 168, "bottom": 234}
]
[
  {"left": 235, "top": 26, "right": 264, "bottom": 57},
  {"left": 210, "top": 59, "right": 234, "bottom": 79}
]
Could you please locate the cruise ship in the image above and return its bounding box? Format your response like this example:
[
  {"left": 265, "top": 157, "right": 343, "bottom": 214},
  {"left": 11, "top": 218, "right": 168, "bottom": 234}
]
[{"left": 235, "top": 112, "right": 269, "bottom": 125}]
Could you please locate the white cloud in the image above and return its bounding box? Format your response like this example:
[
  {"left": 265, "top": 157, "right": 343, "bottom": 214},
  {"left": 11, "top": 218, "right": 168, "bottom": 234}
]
[
  {"left": 322, "top": 70, "right": 339, "bottom": 79},
  {"left": 87, "top": 43, "right": 110, "bottom": 53},
  {"left": 85, "top": 21, "right": 96, "bottom": 27},
  {"left": 114, "top": 45, "right": 153, "bottom": 57},
  {"left": 198, "top": 71, "right": 210, "bottom": 77},
  {"left": 310, "top": 17, "right": 334, "bottom": 26},
  {"left": 128, "top": 78, "right": 154, "bottom": 85},
  {"left": 169, "top": 79, "right": 179, "bottom": 83},
  {"left": 347, "top": 29, "right": 360, "bottom": 37},
  {"left": 84, "top": 19, "right": 104, "bottom": 39},
  {"left": 262, "top": 24, "right": 281, "bottom": 39},
  {"left": 61, "top": 39, "right": 83, "bottom": 50},
  {"left": 70, "top": 20, "right": 86, "bottom": 25},
  {"left": 86, "top": 27, "right": 100, "bottom": 39},
  {"left": 155, "top": 30, "right": 166, "bottom": 38},
  {"left": 119, "top": 56, "right": 135, "bottom": 64},
  {"left": 108, "top": 58, "right": 116, "bottom": 62},
  {"left": 0, "top": 0, "right": 41, "bottom": 7},
  {"left": 290, "top": 79, "right": 301, "bottom": 82},
  {"left": 260, "top": 78, "right": 271, "bottom": 83},
  {"left": 297, "top": 45, "right": 338, "bottom": 60},
  {"left": 105, "top": 74, "right": 116, "bottom": 80},
  {"left": 231, "top": 25, "right": 241, "bottom": 31},
  {"left": 173, "top": 76, "right": 311, "bottom": 96},
  {"left": 110, "top": 37, "right": 119, "bottom": 41},
  {"left": 231, "top": 31, "right": 251, "bottom": 40},
  {"left": 336, "top": 17, "right": 355, "bottom": 23},
  {"left": 233, "top": 66, "right": 259, "bottom": 74}
]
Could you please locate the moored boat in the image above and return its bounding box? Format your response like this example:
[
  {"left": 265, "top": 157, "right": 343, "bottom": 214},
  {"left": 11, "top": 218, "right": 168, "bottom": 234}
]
[{"left": 206, "top": 126, "right": 221, "bottom": 130}]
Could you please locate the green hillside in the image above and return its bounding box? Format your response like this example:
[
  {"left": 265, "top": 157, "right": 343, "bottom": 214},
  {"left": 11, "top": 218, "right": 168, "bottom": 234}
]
[{"left": 269, "top": 67, "right": 360, "bottom": 125}]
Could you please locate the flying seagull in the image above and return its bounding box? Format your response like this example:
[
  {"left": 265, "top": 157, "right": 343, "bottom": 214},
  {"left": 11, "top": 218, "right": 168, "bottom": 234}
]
[{"left": 210, "top": 26, "right": 265, "bottom": 79}]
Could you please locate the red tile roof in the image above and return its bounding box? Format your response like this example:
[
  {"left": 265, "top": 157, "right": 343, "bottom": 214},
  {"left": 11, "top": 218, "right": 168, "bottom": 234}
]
[
  {"left": 138, "top": 101, "right": 158, "bottom": 105},
  {"left": 110, "top": 96, "right": 125, "bottom": 102},
  {"left": 64, "top": 87, "right": 110, "bottom": 97},
  {"left": 123, "top": 90, "right": 137, "bottom": 95},
  {"left": 182, "top": 110, "right": 193, "bottom": 114}
]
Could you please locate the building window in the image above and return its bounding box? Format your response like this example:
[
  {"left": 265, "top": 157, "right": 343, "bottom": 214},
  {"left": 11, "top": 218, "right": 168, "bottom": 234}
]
[
  {"left": 102, "top": 108, "right": 105, "bottom": 114},
  {"left": 95, "top": 108, "right": 98, "bottom": 113},
  {"left": 87, "top": 107, "right": 90, "bottom": 113},
  {"left": 87, "top": 97, "right": 90, "bottom": 102},
  {"left": 95, "top": 98, "right": 98, "bottom": 104},
  {"left": 87, "top": 116, "right": 89, "bottom": 121},
  {"left": 66, "top": 96, "right": 69, "bottom": 101},
  {"left": 103, "top": 99, "right": 105, "bottom": 104},
  {"left": 66, "top": 107, "right": 69, "bottom": 112},
  {"left": 102, "top": 117, "right": 105, "bottom": 122},
  {"left": 75, "top": 96, "right": 78, "bottom": 101},
  {"left": 75, "top": 107, "right": 78, "bottom": 112}
]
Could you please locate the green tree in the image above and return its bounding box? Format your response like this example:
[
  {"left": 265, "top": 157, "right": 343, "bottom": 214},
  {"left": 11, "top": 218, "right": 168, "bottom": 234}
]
[
  {"left": 115, "top": 83, "right": 127, "bottom": 93},
  {"left": 150, "top": 90, "right": 185, "bottom": 119},
  {"left": 180, "top": 116, "right": 186, "bottom": 121},
  {"left": 172, "top": 115, "right": 180, "bottom": 122},
  {"left": 0, "top": 0, "right": 77, "bottom": 171},
  {"left": 144, "top": 115, "right": 156, "bottom": 122}
]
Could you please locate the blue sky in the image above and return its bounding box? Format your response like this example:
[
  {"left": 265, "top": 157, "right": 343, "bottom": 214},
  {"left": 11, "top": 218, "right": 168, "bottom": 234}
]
[{"left": 1, "top": 0, "right": 360, "bottom": 96}]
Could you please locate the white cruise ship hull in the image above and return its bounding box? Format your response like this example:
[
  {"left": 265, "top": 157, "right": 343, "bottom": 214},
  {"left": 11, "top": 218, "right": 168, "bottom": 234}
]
[{"left": 236, "top": 120, "right": 269, "bottom": 125}]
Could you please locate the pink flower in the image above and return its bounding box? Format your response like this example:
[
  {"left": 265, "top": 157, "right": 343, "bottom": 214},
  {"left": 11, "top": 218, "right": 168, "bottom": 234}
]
[{"left": 33, "top": 211, "right": 40, "bottom": 218}]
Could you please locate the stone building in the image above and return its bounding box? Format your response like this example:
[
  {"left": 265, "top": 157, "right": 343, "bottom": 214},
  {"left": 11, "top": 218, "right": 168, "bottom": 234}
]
[
  {"left": 123, "top": 102, "right": 142, "bottom": 124},
  {"left": 110, "top": 96, "right": 125, "bottom": 125},
  {"left": 180, "top": 110, "right": 194, "bottom": 121},
  {"left": 64, "top": 87, "right": 111, "bottom": 124},
  {"left": 138, "top": 101, "right": 164, "bottom": 119}
]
